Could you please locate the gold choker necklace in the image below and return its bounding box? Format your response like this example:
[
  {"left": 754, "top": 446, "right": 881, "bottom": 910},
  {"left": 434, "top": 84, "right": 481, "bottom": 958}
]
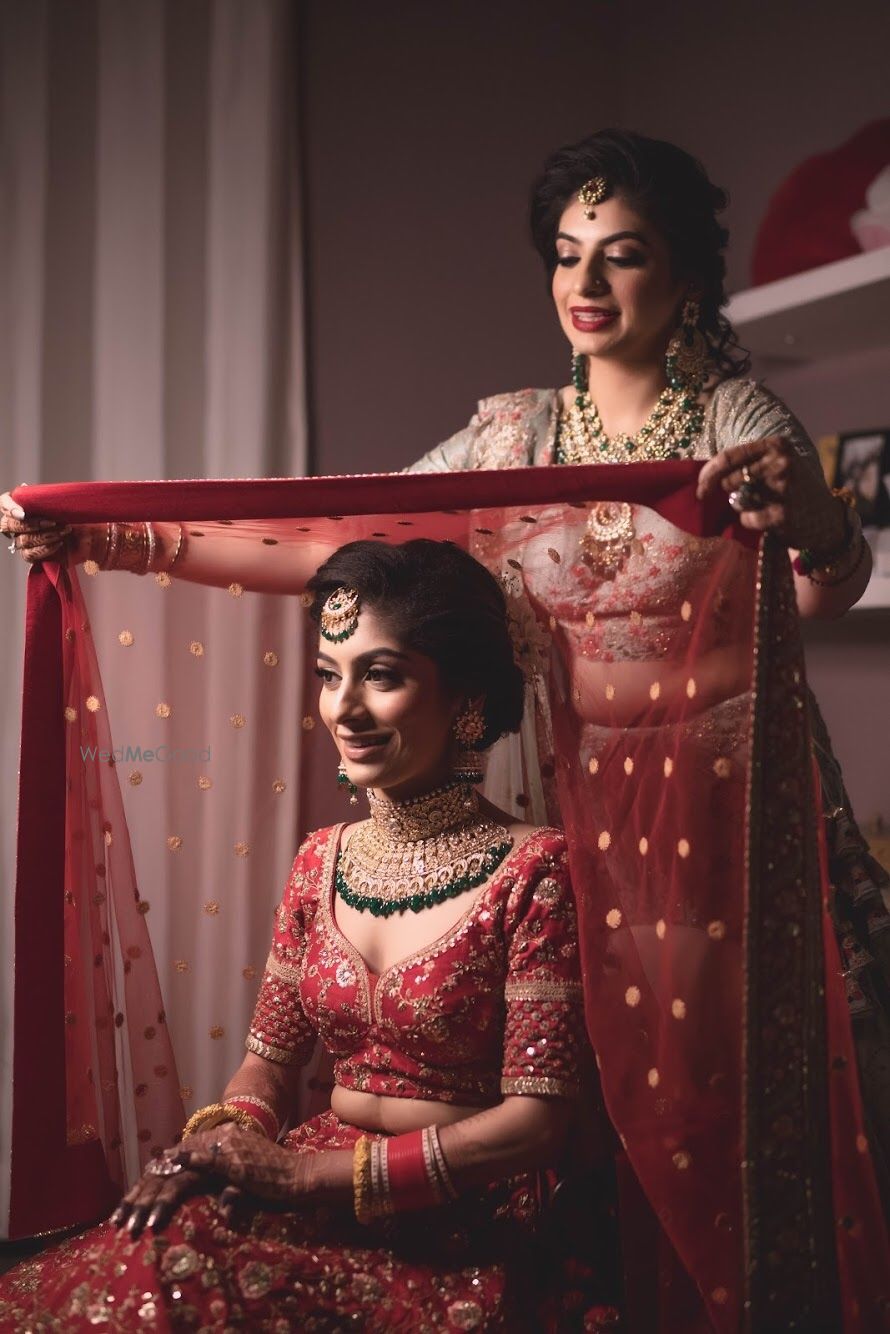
[{"left": 336, "top": 779, "right": 514, "bottom": 917}]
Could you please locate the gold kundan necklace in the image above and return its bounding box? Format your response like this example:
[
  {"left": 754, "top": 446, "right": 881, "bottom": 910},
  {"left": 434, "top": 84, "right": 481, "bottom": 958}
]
[
  {"left": 336, "top": 780, "right": 514, "bottom": 917},
  {"left": 557, "top": 339, "right": 707, "bottom": 465},
  {"left": 557, "top": 382, "right": 705, "bottom": 464}
]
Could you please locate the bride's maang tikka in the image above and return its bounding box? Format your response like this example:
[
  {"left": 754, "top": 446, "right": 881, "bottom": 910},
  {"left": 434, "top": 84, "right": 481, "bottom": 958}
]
[
  {"left": 578, "top": 175, "right": 609, "bottom": 218},
  {"left": 320, "top": 586, "right": 361, "bottom": 642}
]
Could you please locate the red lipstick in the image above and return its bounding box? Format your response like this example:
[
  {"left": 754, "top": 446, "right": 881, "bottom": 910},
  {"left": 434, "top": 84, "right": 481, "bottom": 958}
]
[{"left": 570, "top": 306, "right": 618, "bottom": 333}]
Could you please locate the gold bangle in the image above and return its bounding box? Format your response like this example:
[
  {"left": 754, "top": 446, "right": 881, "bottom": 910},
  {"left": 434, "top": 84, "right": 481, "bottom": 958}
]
[
  {"left": 181, "top": 1101, "right": 268, "bottom": 1140},
  {"left": 144, "top": 522, "right": 157, "bottom": 573},
  {"left": 222, "top": 1106, "right": 268, "bottom": 1136},
  {"left": 168, "top": 524, "right": 185, "bottom": 570},
  {"left": 96, "top": 523, "right": 112, "bottom": 566},
  {"left": 181, "top": 1102, "right": 231, "bottom": 1139},
  {"left": 807, "top": 524, "right": 867, "bottom": 587},
  {"left": 113, "top": 523, "right": 151, "bottom": 574},
  {"left": 353, "top": 1136, "right": 374, "bottom": 1224},
  {"left": 102, "top": 522, "right": 122, "bottom": 571},
  {"left": 137, "top": 522, "right": 149, "bottom": 575},
  {"left": 158, "top": 523, "right": 185, "bottom": 574},
  {"left": 226, "top": 1092, "right": 278, "bottom": 1130}
]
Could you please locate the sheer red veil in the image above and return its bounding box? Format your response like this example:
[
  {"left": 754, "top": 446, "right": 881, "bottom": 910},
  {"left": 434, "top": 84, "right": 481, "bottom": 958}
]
[{"left": 9, "top": 463, "right": 888, "bottom": 1331}]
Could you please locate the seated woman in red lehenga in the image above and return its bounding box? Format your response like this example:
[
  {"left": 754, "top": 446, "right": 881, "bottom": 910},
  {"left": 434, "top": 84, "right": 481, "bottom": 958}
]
[{"left": 0, "top": 539, "right": 621, "bottom": 1332}]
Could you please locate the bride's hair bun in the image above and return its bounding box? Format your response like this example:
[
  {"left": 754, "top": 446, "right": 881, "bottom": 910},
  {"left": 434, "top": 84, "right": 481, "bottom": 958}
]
[{"left": 307, "top": 539, "right": 525, "bottom": 748}]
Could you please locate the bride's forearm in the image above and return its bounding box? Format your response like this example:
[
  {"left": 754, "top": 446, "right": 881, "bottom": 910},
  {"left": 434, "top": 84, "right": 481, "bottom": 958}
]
[
  {"left": 302, "top": 1149, "right": 354, "bottom": 1205},
  {"left": 220, "top": 1052, "right": 305, "bottom": 1135},
  {"left": 303, "top": 1096, "right": 573, "bottom": 1210}
]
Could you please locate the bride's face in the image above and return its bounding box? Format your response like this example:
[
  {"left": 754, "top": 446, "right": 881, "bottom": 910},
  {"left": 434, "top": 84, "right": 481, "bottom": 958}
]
[
  {"left": 551, "top": 193, "right": 687, "bottom": 371},
  {"left": 315, "top": 606, "right": 461, "bottom": 802}
]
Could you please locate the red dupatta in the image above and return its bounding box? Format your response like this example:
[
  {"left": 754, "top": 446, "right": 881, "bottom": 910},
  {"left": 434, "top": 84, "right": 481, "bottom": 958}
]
[{"left": 9, "top": 463, "right": 888, "bottom": 1331}]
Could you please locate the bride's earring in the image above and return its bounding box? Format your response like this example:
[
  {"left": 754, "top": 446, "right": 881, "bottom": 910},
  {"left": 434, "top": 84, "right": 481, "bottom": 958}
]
[
  {"left": 665, "top": 296, "right": 708, "bottom": 392},
  {"left": 452, "top": 704, "right": 485, "bottom": 793},
  {"left": 453, "top": 704, "right": 485, "bottom": 749},
  {"left": 453, "top": 750, "right": 484, "bottom": 787},
  {"left": 337, "top": 762, "right": 358, "bottom": 806}
]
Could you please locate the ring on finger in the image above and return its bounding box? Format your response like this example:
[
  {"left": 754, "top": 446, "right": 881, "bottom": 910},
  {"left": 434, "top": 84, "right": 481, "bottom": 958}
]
[
  {"left": 146, "top": 1157, "right": 184, "bottom": 1178},
  {"left": 741, "top": 465, "right": 754, "bottom": 485},
  {"left": 729, "top": 479, "right": 767, "bottom": 513}
]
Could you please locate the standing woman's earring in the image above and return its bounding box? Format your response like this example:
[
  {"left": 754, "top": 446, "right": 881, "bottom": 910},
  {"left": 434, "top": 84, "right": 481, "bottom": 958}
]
[
  {"left": 571, "top": 350, "right": 588, "bottom": 395},
  {"left": 665, "top": 297, "right": 709, "bottom": 392},
  {"left": 337, "top": 762, "right": 358, "bottom": 806}
]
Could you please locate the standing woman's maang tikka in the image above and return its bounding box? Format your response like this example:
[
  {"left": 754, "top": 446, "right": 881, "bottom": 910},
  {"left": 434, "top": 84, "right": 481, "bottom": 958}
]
[{"left": 578, "top": 176, "right": 609, "bottom": 218}]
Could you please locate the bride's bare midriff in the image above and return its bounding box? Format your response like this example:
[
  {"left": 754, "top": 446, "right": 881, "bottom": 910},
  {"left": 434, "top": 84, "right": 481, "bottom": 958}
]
[{"left": 330, "top": 1086, "right": 493, "bottom": 1134}]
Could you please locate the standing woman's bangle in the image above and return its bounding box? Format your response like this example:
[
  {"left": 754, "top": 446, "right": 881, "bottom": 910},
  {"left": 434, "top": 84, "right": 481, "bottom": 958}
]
[
  {"left": 805, "top": 519, "right": 867, "bottom": 587},
  {"left": 115, "top": 523, "right": 151, "bottom": 574},
  {"left": 158, "top": 524, "right": 185, "bottom": 574},
  {"left": 99, "top": 523, "right": 113, "bottom": 566},
  {"left": 144, "top": 522, "right": 157, "bottom": 573},
  {"left": 168, "top": 524, "right": 185, "bottom": 569},
  {"left": 793, "top": 490, "right": 857, "bottom": 577},
  {"left": 96, "top": 522, "right": 186, "bottom": 575},
  {"left": 101, "top": 522, "right": 123, "bottom": 571}
]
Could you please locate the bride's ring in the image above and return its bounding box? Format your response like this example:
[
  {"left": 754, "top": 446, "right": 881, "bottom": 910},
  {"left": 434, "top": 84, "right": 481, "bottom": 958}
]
[
  {"left": 146, "top": 1156, "right": 184, "bottom": 1178},
  {"left": 741, "top": 464, "right": 754, "bottom": 485}
]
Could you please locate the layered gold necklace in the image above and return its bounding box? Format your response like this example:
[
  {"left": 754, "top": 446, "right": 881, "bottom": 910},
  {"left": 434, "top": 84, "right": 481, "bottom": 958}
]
[
  {"left": 336, "top": 780, "right": 513, "bottom": 917},
  {"left": 557, "top": 382, "right": 705, "bottom": 465}
]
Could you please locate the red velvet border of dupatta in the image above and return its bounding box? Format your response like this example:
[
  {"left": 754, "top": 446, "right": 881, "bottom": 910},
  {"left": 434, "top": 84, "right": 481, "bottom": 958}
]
[{"left": 10, "top": 562, "right": 118, "bottom": 1236}]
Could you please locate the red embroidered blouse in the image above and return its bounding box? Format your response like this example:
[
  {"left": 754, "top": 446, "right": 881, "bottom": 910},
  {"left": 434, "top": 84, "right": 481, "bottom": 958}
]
[{"left": 246, "top": 824, "right": 584, "bottom": 1104}]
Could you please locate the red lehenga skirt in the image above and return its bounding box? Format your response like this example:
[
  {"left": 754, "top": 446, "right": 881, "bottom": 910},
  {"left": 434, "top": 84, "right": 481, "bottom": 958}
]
[{"left": 0, "top": 1111, "right": 621, "bottom": 1332}]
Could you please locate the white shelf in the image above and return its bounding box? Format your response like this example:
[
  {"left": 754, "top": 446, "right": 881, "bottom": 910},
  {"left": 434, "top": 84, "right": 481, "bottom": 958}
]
[
  {"left": 854, "top": 573, "right": 890, "bottom": 611},
  {"left": 726, "top": 248, "right": 890, "bottom": 364}
]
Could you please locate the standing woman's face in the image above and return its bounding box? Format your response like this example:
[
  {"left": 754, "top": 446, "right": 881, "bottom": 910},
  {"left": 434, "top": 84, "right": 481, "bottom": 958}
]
[{"left": 551, "top": 194, "right": 687, "bottom": 372}]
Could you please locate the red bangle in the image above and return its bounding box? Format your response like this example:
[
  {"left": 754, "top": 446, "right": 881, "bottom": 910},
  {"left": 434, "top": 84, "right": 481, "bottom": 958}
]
[
  {"left": 226, "top": 1095, "right": 279, "bottom": 1140},
  {"left": 385, "top": 1130, "right": 439, "bottom": 1212}
]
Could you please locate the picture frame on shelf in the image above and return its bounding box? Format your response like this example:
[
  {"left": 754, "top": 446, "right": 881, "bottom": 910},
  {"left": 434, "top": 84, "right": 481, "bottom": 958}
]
[
  {"left": 819, "top": 428, "right": 890, "bottom": 594},
  {"left": 835, "top": 431, "right": 890, "bottom": 529}
]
